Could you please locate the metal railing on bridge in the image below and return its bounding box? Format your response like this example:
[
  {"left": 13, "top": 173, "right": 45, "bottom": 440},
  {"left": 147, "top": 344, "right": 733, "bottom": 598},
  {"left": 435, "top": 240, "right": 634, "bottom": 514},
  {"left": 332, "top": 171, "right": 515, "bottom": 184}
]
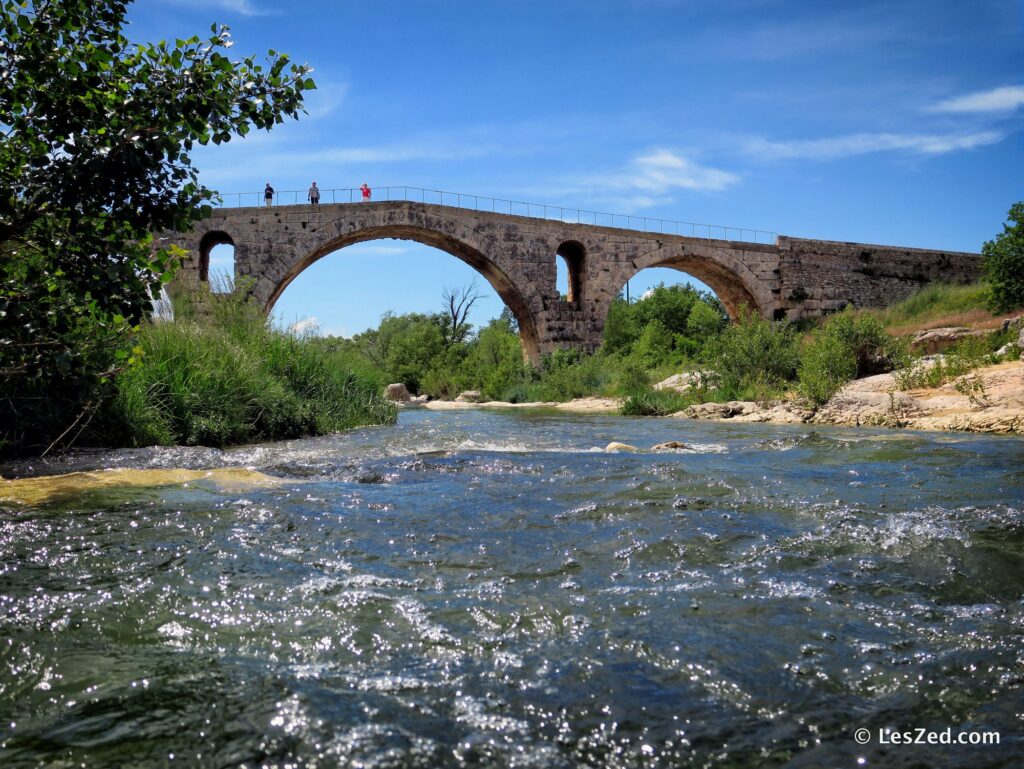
[{"left": 215, "top": 185, "right": 778, "bottom": 245}]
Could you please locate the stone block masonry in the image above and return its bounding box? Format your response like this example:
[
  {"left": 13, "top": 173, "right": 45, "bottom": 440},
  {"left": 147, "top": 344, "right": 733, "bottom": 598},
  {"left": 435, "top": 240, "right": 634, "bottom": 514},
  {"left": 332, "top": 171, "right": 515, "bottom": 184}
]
[{"left": 162, "top": 201, "right": 982, "bottom": 363}]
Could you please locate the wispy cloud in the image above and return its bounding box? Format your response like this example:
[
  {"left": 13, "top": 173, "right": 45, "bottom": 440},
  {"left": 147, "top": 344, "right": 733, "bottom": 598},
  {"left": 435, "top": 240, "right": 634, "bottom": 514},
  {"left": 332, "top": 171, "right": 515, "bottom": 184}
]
[
  {"left": 583, "top": 149, "right": 740, "bottom": 196},
  {"left": 166, "top": 0, "right": 273, "bottom": 17},
  {"left": 287, "top": 316, "right": 321, "bottom": 336},
  {"left": 927, "top": 85, "right": 1024, "bottom": 114},
  {"left": 629, "top": 149, "right": 740, "bottom": 192},
  {"left": 343, "top": 245, "right": 409, "bottom": 256},
  {"left": 744, "top": 130, "right": 1004, "bottom": 160}
]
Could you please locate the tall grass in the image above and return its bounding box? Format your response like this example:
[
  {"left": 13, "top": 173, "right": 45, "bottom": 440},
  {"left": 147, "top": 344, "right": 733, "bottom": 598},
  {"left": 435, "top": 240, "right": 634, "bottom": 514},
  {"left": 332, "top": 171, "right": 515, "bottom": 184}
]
[
  {"left": 94, "top": 279, "right": 396, "bottom": 448},
  {"left": 863, "top": 282, "right": 991, "bottom": 331}
]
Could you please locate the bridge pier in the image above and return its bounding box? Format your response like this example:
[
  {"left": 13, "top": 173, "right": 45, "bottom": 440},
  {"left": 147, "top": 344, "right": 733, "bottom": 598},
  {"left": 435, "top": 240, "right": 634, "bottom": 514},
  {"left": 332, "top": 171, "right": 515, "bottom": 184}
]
[{"left": 163, "top": 201, "right": 981, "bottom": 364}]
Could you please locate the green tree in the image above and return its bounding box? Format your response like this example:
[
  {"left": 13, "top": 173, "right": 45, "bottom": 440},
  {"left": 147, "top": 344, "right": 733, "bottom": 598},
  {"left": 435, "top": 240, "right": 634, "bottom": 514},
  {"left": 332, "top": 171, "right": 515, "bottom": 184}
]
[
  {"left": 982, "top": 202, "right": 1024, "bottom": 313},
  {"left": 0, "top": 0, "right": 314, "bottom": 454},
  {"left": 632, "top": 283, "right": 700, "bottom": 334},
  {"left": 686, "top": 300, "right": 727, "bottom": 341},
  {"left": 602, "top": 295, "right": 640, "bottom": 353}
]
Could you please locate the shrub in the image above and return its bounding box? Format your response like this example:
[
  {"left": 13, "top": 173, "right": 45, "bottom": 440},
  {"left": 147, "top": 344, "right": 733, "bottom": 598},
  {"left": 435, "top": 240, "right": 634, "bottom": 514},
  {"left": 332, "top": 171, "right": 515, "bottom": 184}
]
[
  {"left": 709, "top": 308, "right": 799, "bottom": 391},
  {"left": 894, "top": 334, "right": 1002, "bottom": 390},
  {"left": 797, "top": 312, "right": 908, "bottom": 404},
  {"left": 687, "top": 300, "right": 726, "bottom": 341},
  {"left": 621, "top": 388, "right": 690, "bottom": 416}
]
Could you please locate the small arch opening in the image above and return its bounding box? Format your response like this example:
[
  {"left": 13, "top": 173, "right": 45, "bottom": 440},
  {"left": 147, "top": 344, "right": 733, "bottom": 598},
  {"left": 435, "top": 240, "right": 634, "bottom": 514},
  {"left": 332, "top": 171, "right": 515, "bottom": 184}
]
[
  {"left": 198, "top": 231, "right": 235, "bottom": 291},
  {"left": 555, "top": 240, "right": 585, "bottom": 304}
]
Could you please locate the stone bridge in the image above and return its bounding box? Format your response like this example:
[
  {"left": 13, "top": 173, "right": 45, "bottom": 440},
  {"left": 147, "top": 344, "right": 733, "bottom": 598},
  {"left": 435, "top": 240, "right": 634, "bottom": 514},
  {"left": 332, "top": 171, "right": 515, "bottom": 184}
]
[{"left": 165, "top": 201, "right": 981, "bottom": 363}]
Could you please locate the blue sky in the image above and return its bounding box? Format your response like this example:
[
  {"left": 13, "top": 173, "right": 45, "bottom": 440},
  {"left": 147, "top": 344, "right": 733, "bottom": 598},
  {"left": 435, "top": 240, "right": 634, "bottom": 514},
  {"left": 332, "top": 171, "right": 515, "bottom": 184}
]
[{"left": 132, "top": 0, "right": 1023, "bottom": 336}]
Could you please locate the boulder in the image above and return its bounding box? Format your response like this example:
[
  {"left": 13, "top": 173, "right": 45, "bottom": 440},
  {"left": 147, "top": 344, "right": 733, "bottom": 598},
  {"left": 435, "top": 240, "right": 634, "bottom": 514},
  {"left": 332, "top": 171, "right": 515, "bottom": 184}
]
[
  {"left": 676, "top": 400, "right": 810, "bottom": 424},
  {"left": 654, "top": 371, "right": 706, "bottom": 393},
  {"left": 651, "top": 441, "right": 690, "bottom": 451},
  {"left": 384, "top": 383, "right": 411, "bottom": 402},
  {"left": 678, "top": 401, "right": 748, "bottom": 420},
  {"left": 605, "top": 441, "right": 640, "bottom": 452},
  {"left": 1000, "top": 313, "right": 1024, "bottom": 333},
  {"left": 455, "top": 390, "right": 482, "bottom": 403},
  {"left": 909, "top": 327, "right": 987, "bottom": 355}
]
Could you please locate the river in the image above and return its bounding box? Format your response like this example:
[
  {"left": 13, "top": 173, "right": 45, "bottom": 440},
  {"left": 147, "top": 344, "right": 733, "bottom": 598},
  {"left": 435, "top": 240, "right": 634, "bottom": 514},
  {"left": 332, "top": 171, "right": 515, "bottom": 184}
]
[{"left": 1, "top": 410, "right": 1022, "bottom": 767}]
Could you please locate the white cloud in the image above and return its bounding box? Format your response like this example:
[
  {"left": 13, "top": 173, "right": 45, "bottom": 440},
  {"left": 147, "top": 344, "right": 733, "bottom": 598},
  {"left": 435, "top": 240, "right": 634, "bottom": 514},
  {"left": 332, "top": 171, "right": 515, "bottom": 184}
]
[
  {"left": 927, "top": 85, "right": 1024, "bottom": 114},
  {"left": 631, "top": 149, "right": 740, "bottom": 192},
  {"left": 343, "top": 244, "right": 409, "bottom": 256},
  {"left": 287, "top": 317, "right": 321, "bottom": 336},
  {"left": 744, "top": 130, "right": 1004, "bottom": 161},
  {"left": 583, "top": 149, "right": 740, "bottom": 197}
]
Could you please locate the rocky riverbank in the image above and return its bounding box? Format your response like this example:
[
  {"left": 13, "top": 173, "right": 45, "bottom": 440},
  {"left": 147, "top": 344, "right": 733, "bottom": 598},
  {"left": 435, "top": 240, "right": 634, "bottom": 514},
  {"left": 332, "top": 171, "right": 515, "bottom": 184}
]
[
  {"left": 384, "top": 356, "right": 1024, "bottom": 434},
  {"left": 676, "top": 359, "right": 1024, "bottom": 433}
]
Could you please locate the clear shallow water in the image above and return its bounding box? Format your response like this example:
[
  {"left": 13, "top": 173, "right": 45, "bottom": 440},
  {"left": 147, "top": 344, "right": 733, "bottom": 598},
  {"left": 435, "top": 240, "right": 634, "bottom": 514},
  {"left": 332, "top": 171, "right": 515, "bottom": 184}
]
[{"left": 1, "top": 410, "right": 1022, "bottom": 768}]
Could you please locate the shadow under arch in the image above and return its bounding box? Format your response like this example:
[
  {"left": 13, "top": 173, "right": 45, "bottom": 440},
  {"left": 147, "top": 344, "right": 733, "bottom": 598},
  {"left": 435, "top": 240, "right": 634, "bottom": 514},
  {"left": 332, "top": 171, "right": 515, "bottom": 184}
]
[
  {"left": 611, "top": 250, "right": 767, "bottom": 322},
  {"left": 264, "top": 225, "right": 543, "bottom": 363}
]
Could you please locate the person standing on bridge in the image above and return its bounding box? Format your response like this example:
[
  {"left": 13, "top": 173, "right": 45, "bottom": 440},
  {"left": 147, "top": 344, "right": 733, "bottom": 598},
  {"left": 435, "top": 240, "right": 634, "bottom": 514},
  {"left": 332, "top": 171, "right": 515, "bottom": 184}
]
[
  {"left": 264, "top": 182, "right": 274, "bottom": 207},
  {"left": 360, "top": 182, "right": 371, "bottom": 202},
  {"left": 307, "top": 181, "right": 320, "bottom": 206}
]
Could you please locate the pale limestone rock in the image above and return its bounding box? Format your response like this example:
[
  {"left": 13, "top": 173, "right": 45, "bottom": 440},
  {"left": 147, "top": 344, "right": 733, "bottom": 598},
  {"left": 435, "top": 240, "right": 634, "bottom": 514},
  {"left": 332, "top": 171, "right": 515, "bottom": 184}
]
[
  {"left": 605, "top": 441, "right": 640, "bottom": 452},
  {"left": 384, "top": 383, "right": 411, "bottom": 402},
  {"left": 909, "top": 327, "right": 987, "bottom": 355},
  {"left": 455, "top": 390, "right": 482, "bottom": 403},
  {"left": 654, "top": 371, "right": 708, "bottom": 393}
]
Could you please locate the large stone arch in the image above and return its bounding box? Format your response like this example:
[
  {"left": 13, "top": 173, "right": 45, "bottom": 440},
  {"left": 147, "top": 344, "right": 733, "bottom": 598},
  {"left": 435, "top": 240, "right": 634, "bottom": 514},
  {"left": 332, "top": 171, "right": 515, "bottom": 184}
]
[
  {"left": 605, "top": 241, "right": 777, "bottom": 321},
  {"left": 266, "top": 226, "right": 542, "bottom": 362},
  {"left": 186, "top": 204, "right": 545, "bottom": 363}
]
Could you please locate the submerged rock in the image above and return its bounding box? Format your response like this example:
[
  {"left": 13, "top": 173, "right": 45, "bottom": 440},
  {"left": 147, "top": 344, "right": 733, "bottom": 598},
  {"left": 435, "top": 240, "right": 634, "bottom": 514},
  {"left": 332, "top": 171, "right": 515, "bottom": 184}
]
[
  {"left": 651, "top": 441, "right": 690, "bottom": 451},
  {"left": 1, "top": 468, "right": 286, "bottom": 507}
]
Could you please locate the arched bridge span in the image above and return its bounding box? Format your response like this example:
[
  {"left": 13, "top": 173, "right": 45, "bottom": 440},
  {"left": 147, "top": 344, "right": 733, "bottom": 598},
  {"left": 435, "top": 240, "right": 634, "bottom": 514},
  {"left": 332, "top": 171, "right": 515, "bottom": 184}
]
[{"left": 166, "top": 200, "right": 982, "bottom": 363}]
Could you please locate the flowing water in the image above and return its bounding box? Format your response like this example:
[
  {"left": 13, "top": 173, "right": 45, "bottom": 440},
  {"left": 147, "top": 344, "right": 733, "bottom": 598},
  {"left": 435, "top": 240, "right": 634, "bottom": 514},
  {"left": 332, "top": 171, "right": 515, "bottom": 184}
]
[{"left": 1, "top": 410, "right": 1022, "bottom": 768}]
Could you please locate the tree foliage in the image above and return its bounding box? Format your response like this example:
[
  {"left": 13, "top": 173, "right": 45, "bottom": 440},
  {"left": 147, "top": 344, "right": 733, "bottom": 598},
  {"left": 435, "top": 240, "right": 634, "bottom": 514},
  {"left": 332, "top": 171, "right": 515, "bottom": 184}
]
[
  {"left": 982, "top": 202, "right": 1024, "bottom": 314},
  {"left": 0, "top": 0, "right": 314, "bottom": 454}
]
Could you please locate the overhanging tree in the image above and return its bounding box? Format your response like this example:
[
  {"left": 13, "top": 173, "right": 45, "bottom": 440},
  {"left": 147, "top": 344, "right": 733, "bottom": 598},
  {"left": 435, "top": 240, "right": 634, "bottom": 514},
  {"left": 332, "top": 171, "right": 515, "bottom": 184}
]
[
  {"left": 0, "top": 0, "right": 315, "bottom": 454},
  {"left": 982, "top": 202, "right": 1024, "bottom": 314}
]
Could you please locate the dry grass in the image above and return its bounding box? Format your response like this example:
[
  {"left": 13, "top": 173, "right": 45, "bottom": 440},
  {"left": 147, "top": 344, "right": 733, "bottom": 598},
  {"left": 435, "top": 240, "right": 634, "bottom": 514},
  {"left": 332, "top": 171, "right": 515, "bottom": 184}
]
[
  {"left": 886, "top": 309, "right": 1020, "bottom": 337},
  {"left": 857, "top": 282, "right": 1009, "bottom": 336}
]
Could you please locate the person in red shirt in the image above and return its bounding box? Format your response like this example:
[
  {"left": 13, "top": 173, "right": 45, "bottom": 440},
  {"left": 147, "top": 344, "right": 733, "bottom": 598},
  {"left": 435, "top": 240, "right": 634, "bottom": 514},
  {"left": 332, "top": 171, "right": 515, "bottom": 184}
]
[{"left": 360, "top": 182, "right": 371, "bottom": 202}]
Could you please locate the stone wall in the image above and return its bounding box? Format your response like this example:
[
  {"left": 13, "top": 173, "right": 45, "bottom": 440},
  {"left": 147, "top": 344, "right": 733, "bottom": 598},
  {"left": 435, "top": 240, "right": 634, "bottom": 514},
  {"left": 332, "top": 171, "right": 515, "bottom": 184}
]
[{"left": 775, "top": 237, "right": 983, "bottom": 319}]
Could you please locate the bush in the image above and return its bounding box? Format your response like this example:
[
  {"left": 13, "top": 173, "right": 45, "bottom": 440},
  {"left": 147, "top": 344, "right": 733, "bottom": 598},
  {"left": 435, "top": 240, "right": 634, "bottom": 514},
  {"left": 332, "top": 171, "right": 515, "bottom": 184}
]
[
  {"left": 710, "top": 308, "right": 799, "bottom": 392},
  {"left": 797, "top": 312, "right": 908, "bottom": 404},
  {"left": 894, "top": 334, "right": 1004, "bottom": 390},
  {"left": 982, "top": 202, "right": 1024, "bottom": 313},
  {"left": 621, "top": 388, "right": 690, "bottom": 416}
]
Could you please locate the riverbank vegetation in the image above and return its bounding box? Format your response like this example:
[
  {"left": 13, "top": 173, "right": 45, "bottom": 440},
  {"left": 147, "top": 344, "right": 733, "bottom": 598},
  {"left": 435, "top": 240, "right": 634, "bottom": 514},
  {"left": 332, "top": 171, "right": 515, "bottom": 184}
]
[
  {"left": 330, "top": 271, "right": 1019, "bottom": 418},
  {"left": 0, "top": 1, "right": 315, "bottom": 457},
  {"left": 94, "top": 281, "right": 396, "bottom": 448}
]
